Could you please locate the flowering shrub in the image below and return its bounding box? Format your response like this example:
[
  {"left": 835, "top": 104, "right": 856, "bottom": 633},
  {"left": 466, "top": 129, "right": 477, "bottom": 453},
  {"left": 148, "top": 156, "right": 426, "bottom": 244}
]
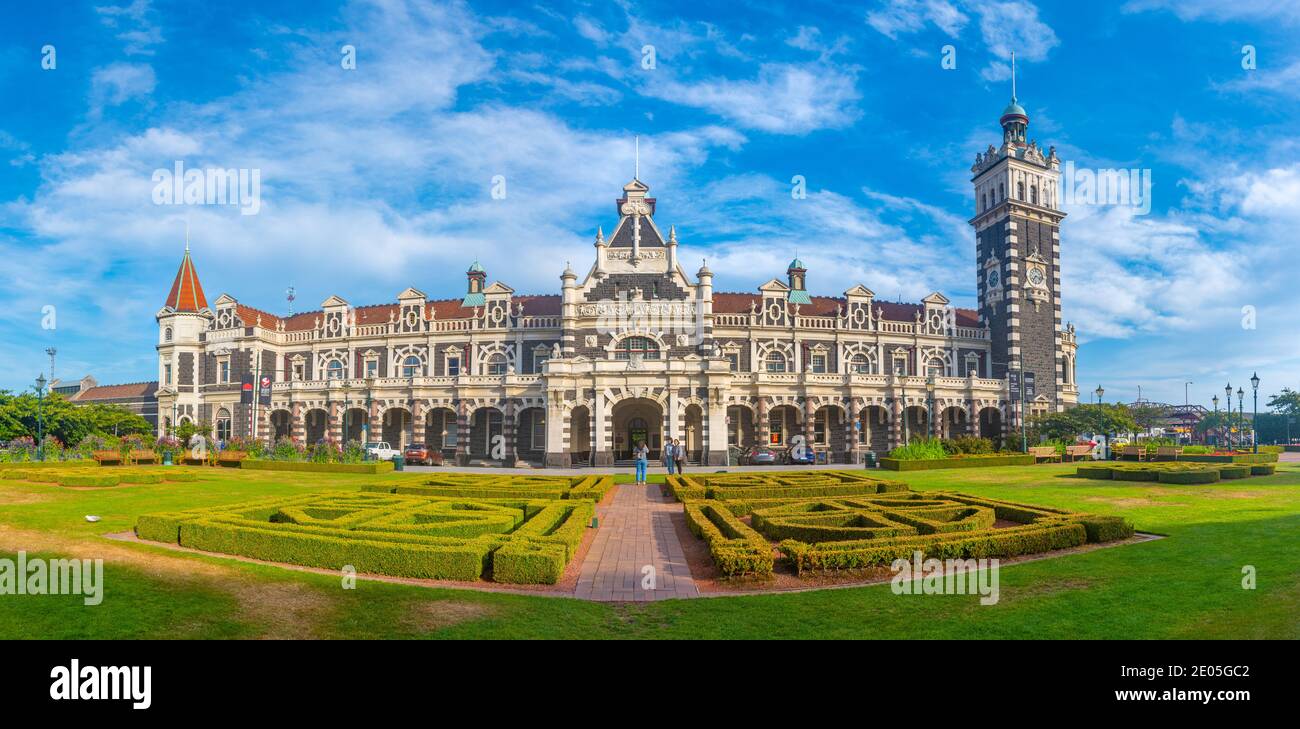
[
  {"left": 2, "top": 436, "right": 37, "bottom": 462},
  {"left": 271, "top": 436, "right": 303, "bottom": 461},
  {"left": 310, "top": 437, "right": 341, "bottom": 463},
  {"left": 154, "top": 435, "right": 182, "bottom": 461},
  {"left": 342, "top": 439, "right": 366, "bottom": 464}
]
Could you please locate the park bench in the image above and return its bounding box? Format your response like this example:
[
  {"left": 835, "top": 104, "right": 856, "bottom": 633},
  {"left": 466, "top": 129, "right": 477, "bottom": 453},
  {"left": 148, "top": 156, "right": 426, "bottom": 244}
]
[
  {"left": 1120, "top": 445, "right": 1147, "bottom": 461},
  {"left": 1154, "top": 446, "right": 1183, "bottom": 461},
  {"left": 91, "top": 450, "right": 123, "bottom": 465},
  {"left": 217, "top": 450, "right": 248, "bottom": 466},
  {"left": 1063, "top": 444, "right": 1094, "bottom": 462},
  {"left": 1028, "top": 446, "right": 1061, "bottom": 463},
  {"left": 128, "top": 450, "right": 157, "bottom": 465}
]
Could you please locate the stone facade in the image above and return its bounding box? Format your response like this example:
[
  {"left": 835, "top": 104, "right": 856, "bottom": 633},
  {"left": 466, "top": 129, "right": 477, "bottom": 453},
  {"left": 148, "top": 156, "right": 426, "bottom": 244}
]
[{"left": 153, "top": 95, "right": 1079, "bottom": 465}]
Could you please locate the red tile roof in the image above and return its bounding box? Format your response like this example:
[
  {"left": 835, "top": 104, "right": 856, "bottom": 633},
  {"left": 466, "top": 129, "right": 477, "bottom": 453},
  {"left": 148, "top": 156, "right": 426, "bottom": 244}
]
[
  {"left": 164, "top": 250, "right": 208, "bottom": 312},
  {"left": 73, "top": 381, "right": 158, "bottom": 401},
  {"left": 712, "top": 292, "right": 979, "bottom": 326}
]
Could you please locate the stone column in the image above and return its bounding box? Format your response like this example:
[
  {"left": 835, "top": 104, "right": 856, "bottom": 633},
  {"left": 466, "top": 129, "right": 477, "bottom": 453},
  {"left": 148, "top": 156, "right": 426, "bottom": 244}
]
[
  {"left": 544, "top": 396, "right": 567, "bottom": 468},
  {"left": 328, "top": 402, "right": 342, "bottom": 443},
  {"left": 291, "top": 402, "right": 304, "bottom": 443},
  {"left": 593, "top": 391, "right": 612, "bottom": 466},
  {"left": 503, "top": 399, "right": 519, "bottom": 466},
  {"left": 455, "top": 402, "right": 469, "bottom": 465},
  {"left": 756, "top": 397, "right": 769, "bottom": 445},
  {"left": 706, "top": 395, "right": 728, "bottom": 466}
]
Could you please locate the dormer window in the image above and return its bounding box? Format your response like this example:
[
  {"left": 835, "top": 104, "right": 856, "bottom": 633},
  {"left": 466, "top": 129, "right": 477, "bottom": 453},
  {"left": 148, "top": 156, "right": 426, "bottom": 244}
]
[{"left": 614, "top": 336, "right": 660, "bottom": 360}]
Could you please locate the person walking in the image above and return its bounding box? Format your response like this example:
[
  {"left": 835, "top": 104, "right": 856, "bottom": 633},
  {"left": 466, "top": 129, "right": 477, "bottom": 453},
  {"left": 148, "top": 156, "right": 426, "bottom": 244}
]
[
  {"left": 661, "top": 440, "right": 675, "bottom": 475},
  {"left": 673, "top": 438, "right": 686, "bottom": 475},
  {"left": 634, "top": 440, "right": 650, "bottom": 485}
]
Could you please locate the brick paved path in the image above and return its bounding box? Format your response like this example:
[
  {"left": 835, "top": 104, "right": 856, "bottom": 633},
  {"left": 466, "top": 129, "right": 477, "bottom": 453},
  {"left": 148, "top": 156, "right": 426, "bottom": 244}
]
[{"left": 574, "top": 482, "right": 699, "bottom": 602}]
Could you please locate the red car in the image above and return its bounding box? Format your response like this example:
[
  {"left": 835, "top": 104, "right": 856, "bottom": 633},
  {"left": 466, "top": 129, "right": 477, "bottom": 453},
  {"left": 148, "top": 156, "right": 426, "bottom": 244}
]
[{"left": 402, "top": 443, "right": 443, "bottom": 466}]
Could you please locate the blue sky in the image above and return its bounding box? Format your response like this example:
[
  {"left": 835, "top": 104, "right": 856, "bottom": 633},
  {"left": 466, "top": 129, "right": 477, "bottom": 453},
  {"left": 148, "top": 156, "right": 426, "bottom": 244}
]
[{"left": 1, "top": 0, "right": 1297, "bottom": 408}]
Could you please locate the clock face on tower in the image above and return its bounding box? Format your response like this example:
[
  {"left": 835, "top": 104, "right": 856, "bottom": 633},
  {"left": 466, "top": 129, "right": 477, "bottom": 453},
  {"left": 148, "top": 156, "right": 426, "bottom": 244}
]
[{"left": 1027, "top": 267, "right": 1046, "bottom": 287}]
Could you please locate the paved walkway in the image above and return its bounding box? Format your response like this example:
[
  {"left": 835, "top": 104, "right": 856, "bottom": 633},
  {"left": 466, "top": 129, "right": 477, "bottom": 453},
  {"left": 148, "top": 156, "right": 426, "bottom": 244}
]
[{"left": 574, "top": 482, "right": 699, "bottom": 602}]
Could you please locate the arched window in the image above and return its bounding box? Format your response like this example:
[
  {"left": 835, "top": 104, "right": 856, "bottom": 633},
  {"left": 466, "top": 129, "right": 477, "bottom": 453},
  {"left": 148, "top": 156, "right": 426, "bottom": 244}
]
[
  {"left": 765, "top": 351, "right": 787, "bottom": 373},
  {"left": 981, "top": 193, "right": 987, "bottom": 211},
  {"left": 327, "top": 361, "right": 344, "bottom": 380},
  {"left": 164, "top": 327, "right": 173, "bottom": 342},
  {"left": 485, "top": 354, "right": 508, "bottom": 375},
  {"left": 999, "top": 182, "right": 1005, "bottom": 200},
  {"left": 215, "top": 409, "right": 231, "bottom": 442},
  {"left": 402, "top": 356, "right": 421, "bottom": 378},
  {"left": 1030, "top": 185, "right": 1038, "bottom": 205},
  {"left": 849, "top": 353, "right": 871, "bottom": 374},
  {"left": 614, "top": 336, "right": 660, "bottom": 360},
  {"left": 1016, "top": 181, "right": 1025, "bottom": 200},
  {"left": 927, "top": 358, "right": 945, "bottom": 377}
]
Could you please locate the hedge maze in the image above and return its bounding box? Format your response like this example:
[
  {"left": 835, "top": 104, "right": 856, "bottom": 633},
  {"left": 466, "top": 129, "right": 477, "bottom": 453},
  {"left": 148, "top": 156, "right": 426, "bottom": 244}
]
[
  {"left": 669, "top": 472, "right": 1133, "bottom": 578},
  {"left": 136, "top": 489, "right": 594, "bottom": 584},
  {"left": 1077, "top": 462, "right": 1278, "bottom": 483},
  {"left": 364, "top": 474, "right": 613, "bottom": 501}
]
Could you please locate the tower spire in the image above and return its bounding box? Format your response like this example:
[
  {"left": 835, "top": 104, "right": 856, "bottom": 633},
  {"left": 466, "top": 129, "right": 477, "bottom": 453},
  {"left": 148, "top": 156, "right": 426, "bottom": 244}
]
[{"left": 1010, "top": 51, "right": 1017, "bottom": 102}]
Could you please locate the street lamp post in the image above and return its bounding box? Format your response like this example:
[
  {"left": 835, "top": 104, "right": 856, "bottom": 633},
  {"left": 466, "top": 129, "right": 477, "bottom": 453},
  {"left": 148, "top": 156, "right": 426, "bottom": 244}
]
[
  {"left": 1250, "top": 373, "right": 1260, "bottom": 453},
  {"left": 35, "top": 374, "right": 47, "bottom": 462},
  {"left": 1237, "top": 387, "right": 1245, "bottom": 452},
  {"left": 363, "top": 376, "right": 374, "bottom": 458},
  {"left": 341, "top": 383, "right": 351, "bottom": 444},
  {"left": 1225, "top": 384, "right": 1234, "bottom": 449},
  {"left": 925, "top": 375, "right": 936, "bottom": 440},
  {"left": 1211, "top": 395, "right": 1219, "bottom": 447},
  {"left": 1095, "top": 385, "right": 1107, "bottom": 459},
  {"left": 900, "top": 378, "right": 910, "bottom": 445}
]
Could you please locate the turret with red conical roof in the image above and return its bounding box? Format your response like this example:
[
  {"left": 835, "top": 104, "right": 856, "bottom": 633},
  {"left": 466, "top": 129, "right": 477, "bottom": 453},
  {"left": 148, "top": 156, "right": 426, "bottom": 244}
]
[{"left": 164, "top": 239, "right": 209, "bottom": 312}]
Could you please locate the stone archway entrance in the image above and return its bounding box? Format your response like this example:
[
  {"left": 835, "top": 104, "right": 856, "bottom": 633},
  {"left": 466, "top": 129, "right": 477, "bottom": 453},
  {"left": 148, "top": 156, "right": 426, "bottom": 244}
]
[{"left": 612, "top": 398, "right": 663, "bottom": 460}]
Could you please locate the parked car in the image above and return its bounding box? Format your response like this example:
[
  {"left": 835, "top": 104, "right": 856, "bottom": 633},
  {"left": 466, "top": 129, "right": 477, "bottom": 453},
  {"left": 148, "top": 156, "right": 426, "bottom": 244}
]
[
  {"left": 402, "top": 443, "right": 443, "bottom": 466},
  {"left": 740, "top": 446, "right": 778, "bottom": 465},
  {"left": 364, "top": 441, "right": 401, "bottom": 461},
  {"left": 784, "top": 446, "right": 817, "bottom": 465}
]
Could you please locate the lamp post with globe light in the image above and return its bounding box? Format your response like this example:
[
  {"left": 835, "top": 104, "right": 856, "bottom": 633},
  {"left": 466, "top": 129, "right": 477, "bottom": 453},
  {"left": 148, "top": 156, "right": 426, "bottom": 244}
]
[{"left": 1251, "top": 373, "right": 1260, "bottom": 453}]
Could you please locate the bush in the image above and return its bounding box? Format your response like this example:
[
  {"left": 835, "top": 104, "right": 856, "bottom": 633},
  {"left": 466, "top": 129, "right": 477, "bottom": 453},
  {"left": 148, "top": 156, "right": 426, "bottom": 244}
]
[
  {"left": 1077, "top": 515, "right": 1135, "bottom": 542},
  {"left": 1250, "top": 464, "right": 1276, "bottom": 476},
  {"left": 887, "top": 437, "right": 948, "bottom": 460},
  {"left": 1217, "top": 465, "right": 1251, "bottom": 479},
  {"left": 941, "top": 436, "right": 995, "bottom": 455}
]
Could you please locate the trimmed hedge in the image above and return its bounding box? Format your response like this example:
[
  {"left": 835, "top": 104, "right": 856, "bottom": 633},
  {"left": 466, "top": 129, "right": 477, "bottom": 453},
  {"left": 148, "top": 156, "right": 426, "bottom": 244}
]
[
  {"left": 1157, "top": 469, "right": 1220, "bottom": 484},
  {"left": 57, "top": 473, "right": 122, "bottom": 487},
  {"left": 1076, "top": 465, "right": 1113, "bottom": 479},
  {"left": 683, "top": 502, "right": 773, "bottom": 577},
  {"left": 878, "top": 454, "right": 1036, "bottom": 471},
  {"left": 1179, "top": 454, "right": 1278, "bottom": 464},
  {"left": 1250, "top": 464, "right": 1277, "bottom": 476},
  {"left": 780, "top": 522, "right": 1088, "bottom": 574},
  {"left": 1217, "top": 465, "right": 1251, "bottom": 479},
  {"left": 241, "top": 460, "right": 395, "bottom": 474},
  {"left": 135, "top": 490, "right": 594, "bottom": 585},
  {"left": 667, "top": 471, "right": 906, "bottom": 502},
  {"left": 369, "top": 474, "right": 613, "bottom": 501},
  {"left": 118, "top": 473, "right": 164, "bottom": 484}
]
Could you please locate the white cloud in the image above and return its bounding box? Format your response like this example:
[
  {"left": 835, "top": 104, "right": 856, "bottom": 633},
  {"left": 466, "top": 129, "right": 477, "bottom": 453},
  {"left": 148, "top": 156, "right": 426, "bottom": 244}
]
[
  {"left": 89, "top": 62, "right": 156, "bottom": 113},
  {"left": 864, "top": 1, "right": 1058, "bottom": 81},
  {"left": 867, "top": 0, "right": 968, "bottom": 39},
  {"left": 1122, "top": 0, "right": 1300, "bottom": 24},
  {"left": 94, "top": 0, "right": 164, "bottom": 55},
  {"left": 642, "top": 63, "right": 861, "bottom": 134}
]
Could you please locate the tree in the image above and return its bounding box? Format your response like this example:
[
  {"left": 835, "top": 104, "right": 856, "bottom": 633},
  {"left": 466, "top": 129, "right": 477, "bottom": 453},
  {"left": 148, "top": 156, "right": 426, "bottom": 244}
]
[
  {"left": 0, "top": 391, "right": 152, "bottom": 444},
  {"left": 1030, "top": 404, "right": 1138, "bottom": 441},
  {"left": 1266, "top": 388, "right": 1300, "bottom": 416},
  {"left": 1129, "top": 403, "right": 1165, "bottom": 437}
]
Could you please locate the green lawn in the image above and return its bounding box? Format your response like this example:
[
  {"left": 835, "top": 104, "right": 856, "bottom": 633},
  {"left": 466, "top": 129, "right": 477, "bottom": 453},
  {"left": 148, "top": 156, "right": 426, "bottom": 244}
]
[{"left": 0, "top": 462, "right": 1296, "bottom": 639}]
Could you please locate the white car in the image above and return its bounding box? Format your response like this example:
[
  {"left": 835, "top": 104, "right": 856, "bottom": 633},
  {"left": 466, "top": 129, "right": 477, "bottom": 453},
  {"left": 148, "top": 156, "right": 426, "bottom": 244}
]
[{"left": 364, "top": 442, "right": 400, "bottom": 461}]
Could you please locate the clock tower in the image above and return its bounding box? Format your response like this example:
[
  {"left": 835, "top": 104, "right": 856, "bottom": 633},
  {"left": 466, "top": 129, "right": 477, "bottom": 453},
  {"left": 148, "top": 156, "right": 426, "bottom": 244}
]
[{"left": 970, "top": 56, "right": 1072, "bottom": 414}]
